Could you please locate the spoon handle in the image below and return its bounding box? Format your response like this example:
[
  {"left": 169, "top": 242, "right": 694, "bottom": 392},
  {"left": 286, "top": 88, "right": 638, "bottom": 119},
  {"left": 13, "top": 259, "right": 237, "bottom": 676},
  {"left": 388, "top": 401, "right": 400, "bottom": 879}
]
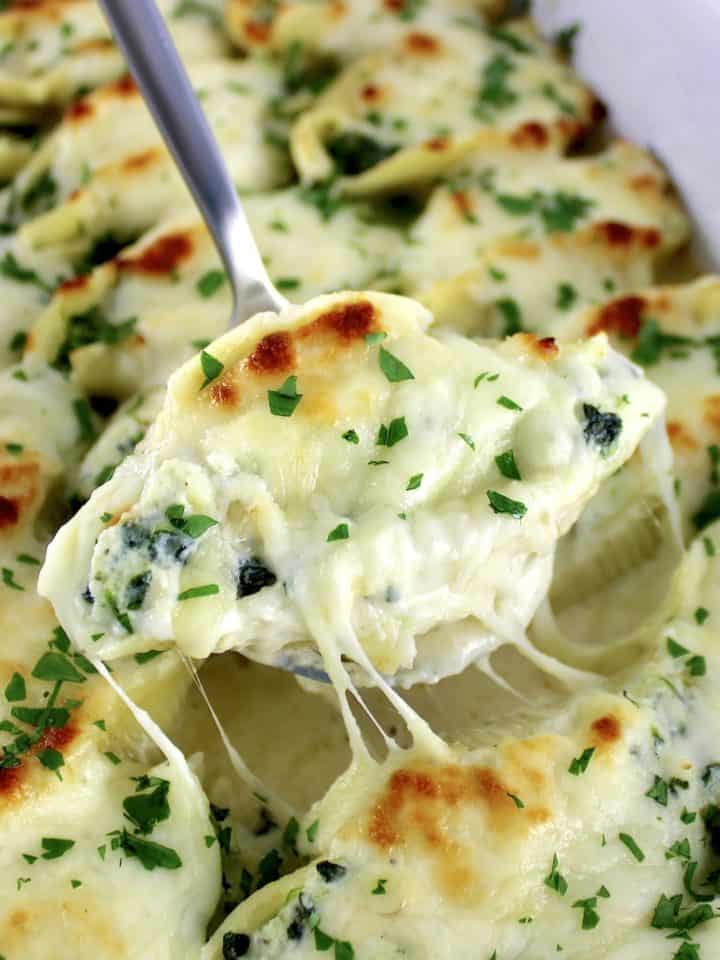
[{"left": 97, "top": 0, "right": 286, "bottom": 323}]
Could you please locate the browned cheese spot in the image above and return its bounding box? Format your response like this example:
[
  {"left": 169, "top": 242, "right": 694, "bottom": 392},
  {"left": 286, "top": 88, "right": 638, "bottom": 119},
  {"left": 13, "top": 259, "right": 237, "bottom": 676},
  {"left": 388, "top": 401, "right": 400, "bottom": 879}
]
[
  {"left": 116, "top": 232, "right": 193, "bottom": 275},
  {"left": 586, "top": 295, "right": 647, "bottom": 339},
  {"left": 510, "top": 121, "right": 549, "bottom": 149}
]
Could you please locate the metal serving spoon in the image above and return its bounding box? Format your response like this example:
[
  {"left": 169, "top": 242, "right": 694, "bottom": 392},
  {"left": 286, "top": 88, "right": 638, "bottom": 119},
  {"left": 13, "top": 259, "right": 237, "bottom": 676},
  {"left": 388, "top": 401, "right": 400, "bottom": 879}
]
[
  {"left": 96, "top": 0, "right": 341, "bottom": 683},
  {"left": 97, "top": 0, "right": 286, "bottom": 327}
]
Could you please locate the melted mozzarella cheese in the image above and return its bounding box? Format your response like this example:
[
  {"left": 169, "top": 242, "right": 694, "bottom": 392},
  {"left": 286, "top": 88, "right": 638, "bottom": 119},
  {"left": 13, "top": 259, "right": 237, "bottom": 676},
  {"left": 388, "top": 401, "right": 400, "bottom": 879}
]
[
  {"left": 40, "top": 291, "right": 664, "bottom": 686},
  {"left": 205, "top": 522, "right": 720, "bottom": 960},
  {"left": 225, "top": 0, "right": 502, "bottom": 58},
  {"left": 0, "top": 0, "right": 228, "bottom": 110},
  {"left": 291, "top": 19, "right": 600, "bottom": 193},
  {"left": 401, "top": 141, "right": 689, "bottom": 293}
]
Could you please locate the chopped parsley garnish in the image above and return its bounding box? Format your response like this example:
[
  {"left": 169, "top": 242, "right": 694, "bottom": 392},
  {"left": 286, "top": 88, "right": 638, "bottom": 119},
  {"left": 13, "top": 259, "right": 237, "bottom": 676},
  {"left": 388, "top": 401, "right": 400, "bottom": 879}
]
[
  {"left": 327, "top": 523, "right": 349, "bottom": 542},
  {"left": 8, "top": 330, "right": 27, "bottom": 353},
  {"left": 572, "top": 897, "right": 600, "bottom": 930},
  {"left": 496, "top": 297, "right": 522, "bottom": 336},
  {"left": 695, "top": 607, "right": 710, "bottom": 625},
  {"left": 72, "top": 397, "right": 96, "bottom": 443},
  {"left": 110, "top": 829, "right": 182, "bottom": 871},
  {"left": 177, "top": 583, "right": 220, "bottom": 601},
  {"left": 668, "top": 637, "right": 690, "bottom": 658},
  {"left": 196, "top": 270, "right": 226, "bottom": 297},
  {"left": 313, "top": 928, "right": 354, "bottom": 959},
  {"left": 582, "top": 403, "right": 622, "bottom": 449},
  {"left": 38, "top": 747, "right": 64, "bottom": 774},
  {"left": 507, "top": 792, "right": 524, "bottom": 808},
  {"left": 134, "top": 650, "right": 165, "bottom": 665},
  {"left": 618, "top": 832, "right": 645, "bottom": 861},
  {"left": 687, "top": 655, "right": 706, "bottom": 677},
  {"left": 497, "top": 395, "right": 522, "bottom": 411},
  {"left": 200, "top": 349, "right": 223, "bottom": 389},
  {"left": 474, "top": 371, "right": 500, "bottom": 385},
  {"left": 123, "top": 776, "right": 171, "bottom": 834},
  {"left": 342, "top": 429, "right": 359, "bottom": 444},
  {"left": 646, "top": 776, "right": 668, "bottom": 806},
  {"left": 275, "top": 277, "right": 301, "bottom": 291},
  {"left": 555, "top": 22, "right": 580, "bottom": 57},
  {"left": 495, "top": 190, "right": 594, "bottom": 232},
  {"left": 268, "top": 375, "right": 303, "bottom": 416},
  {"left": 568, "top": 746, "right": 595, "bottom": 775},
  {"left": 681, "top": 808, "right": 697, "bottom": 825},
  {"left": 306, "top": 819, "right": 319, "bottom": 842},
  {"left": 4, "top": 672, "right": 25, "bottom": 702},
  {"left": 406, "top": 473, "right": 423, "bottom": 491},
  {"left": 487, "top": 490, "right": 526, "bottom": 518},
  {"left": 556, "top": 282, "right": 578, "bottom": 310},
  {"left": 544, "top": 853, "right": 568, "bottom": 895},
  {"left": 476, "top": 53, "right": 516, "bottom": 112},
  {"left": 165, "top": 504, "right": 218, "bottom": 538},
  {"left": 41, "top": 837, "right": 75, "bottom": 860},
  {"left": 495, "top": 450, "right": 521, "bottom": 480},
  {"left": 16, "top": 553, "right": 40, "bottom": 565},
  {"left": 0, "top": 251, "right": 51, "bottom": 293},
  {"left": 458, "top": 432, "right": 475, "bottom": 450},
  {"left": 5, "top": 442, "right": 22, "bottom": 455},
  {"left": 377, "top": 344, "right": 415, "bottom": 383},
  {"left": 32, "top": 652, "right": 86, "bottom": 684},
  {"left": 377, "top": 416, "right": 409, "bottom": 447},
  {"left": 104, "top": 751, "right": 121, "bottom": 765},
  {"left": 2, "top": 567, "right": 24, "bottom": 591},
  {"left": 703, "top": 536, "right": 716, "bottom": 557},
  {"left": 666, "top": 839, "right": 691, "bottom": 861},
  {"left": 488, "top": 26, "right": 532, "bottom": 53},
  {"left": 365, "top": 331, "right": 387, "bottom": 345},
  {"left": 372, "top": 878, "right": 387, "bottom": 895}
]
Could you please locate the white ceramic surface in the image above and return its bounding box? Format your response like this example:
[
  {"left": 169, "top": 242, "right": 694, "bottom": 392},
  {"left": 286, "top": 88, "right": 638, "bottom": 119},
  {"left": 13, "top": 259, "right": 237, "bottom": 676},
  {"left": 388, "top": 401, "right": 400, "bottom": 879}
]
[{"left": 534, "top": 0, "right": 720, "bottom": 267}]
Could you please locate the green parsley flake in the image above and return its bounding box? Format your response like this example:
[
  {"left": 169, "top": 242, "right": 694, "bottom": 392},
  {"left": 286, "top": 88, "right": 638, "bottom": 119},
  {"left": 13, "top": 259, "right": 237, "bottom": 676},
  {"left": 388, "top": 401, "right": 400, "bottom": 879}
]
[
  {"left": 306, "top": 819, "right": 320, "bottom": 842},
  {"left": 645, "top": 776, "right": 668, "bottom": 806},
  {"left": 703, "top": 536, "right": 716, "bottom": 557},
  {"left": 487, "top": 490, "right": 527, "bottom": 519},
  {"left": 458, "top": 432, "right": 475, "bottom": 450},
  {"left": 327, "top": 523, "right": 349, "bottom": 542},
  {"left": 573, "top": 897, "right": 600, "bottom": 930},
  {"left": 497, "top": 395, "right": 523, "bottom": 411},
  {"left": 275, "top": 277, "right": 301, "bottom": 291},
  {"left": 378, "top": 346, "right": 414, "bottom": 382},
  {"left": 41, "top": 837, "right": 75, "bottom": 860},
  {"left": 196, "top": 270, "right": 226, "bottom": 298},
  {"left": 104, "top": 751, "right": 122, "bottom": 765},
  {"left": 342, "top": 429, "right": 359, "bottom": 444},
  {"left": 667, "top": 637, "right": 689, "bottom": 658},
  {"left": 507, "top": 792, "right": 524, "bottom": 808},
  {"left": 406, "top": 473, "right": 423, "bottom": 491},
  {"left": 687, "top": 655, "right": 706, "bottom": 677},
  {"left": 4, "top": 672, "right": 25, "bottom": 702},
  {"left": 2, "top": 567, "right": 24, "bottom": 591},
  {"left": 372, "top": 878, "right": 387, "bottom": 895},
  {"left": 73, "top": 397, "right": 96, "bottom": 443},
  {"left": 544, "top": 853, "right": 568, "bottom": 895},
  {"left": 568, "top": 746, "right": 595, "bottom": 776},
  {"left": 38, "top": 747, "right": 64, "bottom": 773},
  {"left": 268, "top": 375, "right": 303, "bottom": 417},
  {"left": 32, "top": 652, "right": 86, "bottom": 684},
  {"left": 200, "top": 349, "right": 223, "bottom": 389},
  {"left": 365, "top": 331, "right": 387, "bottom": 345},
  {"left": 694, "top": 607, "right": 710, "bottom": 625},
  {"left": 618, "top": 832, "right": 645, "bottom": 862},
  {"left": 5, "top": 442, "right": 23, "bottom": 455},
  {"left": 377, "top": 416, "right": 409, "bottom": 447},
  {"left": 496, "top": 297, "right": 522, "bottom": 336},
  {"left": 556, "top": 282, "right": 578, "bottom": 310},
  {"left": 16, "top": 553, "right": 40, "bottom": 565},
  {"left": 495, "top": 450, "right": 522, "bottom": 480},
  {"left": 177, "top": 583, "right": 220, "bottom": 601}
]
